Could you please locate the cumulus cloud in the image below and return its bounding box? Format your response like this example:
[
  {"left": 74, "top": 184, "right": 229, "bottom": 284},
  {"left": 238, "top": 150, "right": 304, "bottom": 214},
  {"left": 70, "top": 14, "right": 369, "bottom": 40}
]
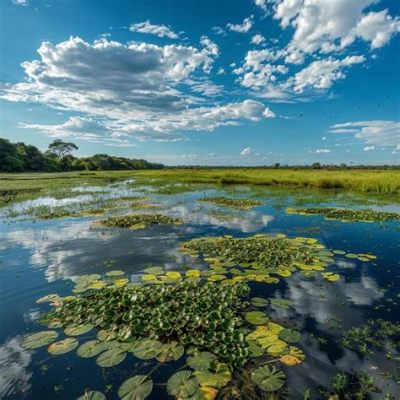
[
  {"left": 129, "top": 20, "right": 179, "bottom": 39},
  {"left": 315, "top": 149, "right": 331, "bottom": 153},
  {"left": 273, "top": 0, "right": 400, "bottom": 62},
  {"left": 254, "top": 0, "right": 268, "bottom": 11},
  {"left": 1, "top": 36, "right": 275, "bottom": 142},
  {"left": 288, "top": 55, "right": 365, "bottom": 92},
  {"left": 251, "top": 34, "right": 266, "bottom": 45},
  {"left": 227, "top": 16, "right": 254, "bottom": 33},
  {"left": 363, "top": 145, "right": 375, "bottom": 151},
  {"left": 330, "top": 120, "right": 400, "bottom": 149}
]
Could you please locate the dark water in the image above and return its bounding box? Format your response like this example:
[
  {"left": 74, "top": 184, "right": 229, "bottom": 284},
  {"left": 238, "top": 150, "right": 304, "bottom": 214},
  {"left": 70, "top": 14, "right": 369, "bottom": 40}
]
[{"left": 0, "top": 183, "right": 399, "bottom": 399}]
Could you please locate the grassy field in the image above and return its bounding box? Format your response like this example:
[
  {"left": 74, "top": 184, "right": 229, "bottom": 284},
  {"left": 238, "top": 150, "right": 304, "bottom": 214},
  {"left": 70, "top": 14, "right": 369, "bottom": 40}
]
[{"left": 1, "top": 168, "right": 399, "bottom": 207}]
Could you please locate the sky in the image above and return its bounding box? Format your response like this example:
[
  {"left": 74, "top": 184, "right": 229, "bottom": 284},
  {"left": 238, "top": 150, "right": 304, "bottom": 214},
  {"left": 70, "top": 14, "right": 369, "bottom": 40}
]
[{"left": 0, "top": 0, "right": 399, "bottom": 166}]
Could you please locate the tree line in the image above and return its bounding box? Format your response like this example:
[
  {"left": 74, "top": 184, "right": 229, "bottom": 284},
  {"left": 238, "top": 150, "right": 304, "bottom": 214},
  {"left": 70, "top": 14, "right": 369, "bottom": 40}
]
[{"left": 0, "top": 138, "right": 164, "bottom": 172}]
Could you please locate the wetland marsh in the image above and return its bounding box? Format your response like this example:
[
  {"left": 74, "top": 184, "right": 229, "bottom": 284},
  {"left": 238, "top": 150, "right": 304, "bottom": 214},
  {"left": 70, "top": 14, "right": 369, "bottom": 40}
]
[{"left": 0, "top": 170, "right": 399, "bottom": 400}]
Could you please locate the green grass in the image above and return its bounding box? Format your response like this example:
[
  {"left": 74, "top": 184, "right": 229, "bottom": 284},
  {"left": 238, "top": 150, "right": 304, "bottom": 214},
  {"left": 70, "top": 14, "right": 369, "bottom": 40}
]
[{"left": 1, "top": 169, "right": 399, "bottom": 208}]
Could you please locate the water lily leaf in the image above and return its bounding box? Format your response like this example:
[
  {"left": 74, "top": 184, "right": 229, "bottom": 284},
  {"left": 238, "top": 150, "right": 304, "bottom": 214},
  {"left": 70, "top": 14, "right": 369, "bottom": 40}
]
[
  {"left": 251, "top": 365, "right": 286, "bottom": 392},
  {"left": 132, "top": 339, "right": 163, "bottom": 360},
  {"left": 77, "top": 340, "right": 109, "bottom": 358},
  {"left": 64, "top": 323, "right": 93, "bottom": 336},
  {"left": 269, "top": 299, "right": 293, "bottom": 309},
  {"left": 114, "top": 278, "right": 129, "bottom": 288},
  {"left": 106, "top": 270, "right": 125, "bottom": 277},
  {"left": 156, "top": 342, "right": 184, "bottom": 363},
  {"left": 77, "top": 390, "right": 106, "bottom": 400},
  {"left": 97, "top": 329, "right": 117, "bottom": 341},
  {"left": 141, "top": 274, "right": 157, "bottom": 282},
  {"left": 96, "top": 348, "right": 126, "bottom": 367},
  {"left": 265, "top": 340, "right": 288, "bottom": 356},
  {"left": 22, "top": 331, "right": 58, "bottom": 349},
  {"left": 167, "top": 370, "right": 199, "bottom": 398},
  {"left": 245, "top": 311, "right": 269, "bottom": 325},
  {"left": 278, "top": 328, "right": 301, "bottom": 343},
  {"left": 185, "top": 269, "right": 201, "bottom": 278},
  {"left": 165, "top": 271, "right": 181, "bottom": 280},
  {"left": 288, "top": 346, "right": 305, "bottom": 361},
  {"left": 187, "top": 351, "right": 217, "bottom": 371},
  {"left": 194, "top": 363, "right": 231, "bottom": 389},
  {"left": 280, "top": 354, "right": 302, "bottom": 366},
  {"left": 251, "top": 297, "right": 269, "bottom": 307},
  {"left": 118, "top": 375, "right": 153, "bottom": 400},
  {"left": 247, "top": 339, "right": 264, "bottom": 357},
  {"left": 48, "top": 338, "right": 78, "bottom": 355}
]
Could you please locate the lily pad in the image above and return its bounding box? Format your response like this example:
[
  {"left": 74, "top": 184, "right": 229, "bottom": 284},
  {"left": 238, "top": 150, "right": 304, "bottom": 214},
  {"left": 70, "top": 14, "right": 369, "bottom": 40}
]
[
  {"left": 251, "top": 297, "right": 269, "bottom": 307},
  {"left": 97, "top": 329, "right": 117, "bottom": 341},
  {"left": 167, "top": 370, "right": 199, "bottom": 398},
  {"left": 187, "top": 351, "right": 217, "bottom": 371},
  {"left": 21, "top": 331, "right": 58, "bottom": 349},
  {"left": 77, "top": 390, "right": 106, "bottom": 400},
  {"left": 96, "top": 348, "right": 126, "bottom": 367},
  {"left": 77, "top": 340, "right": 108, "bottom": 358},
  {"left": 132, "top": 339, "right": 163, "bottom": 360},
  {"left": 64, "top": 323, "right": 93, "bottom": 336},
  {"left": 269, "top": 299, "right": 293, "bottom": 309},
  {"left": 106, "top": 270, "right": 125, "bottom": 277},
  {"left": 251, "top": 365, "right": 286, "bottom": 392},
  {"left": 48, "top": 338, "right": 78, "bottom": 355},
  {"left": 245, "top": 311, "right": 269, "bottom": 325},
  {"left": 118, "top": 375, "right": 153, "bottom": 400},
  {"left": 278, "top": 328, "right": 301, "bottom": 343},
  {"left": 156, "top": 342, "right": 184, "bottom": 363}
]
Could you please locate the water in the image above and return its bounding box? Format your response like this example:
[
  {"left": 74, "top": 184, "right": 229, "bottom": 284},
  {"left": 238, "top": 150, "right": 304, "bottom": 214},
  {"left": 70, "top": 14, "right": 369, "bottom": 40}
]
[{"left": 0, "top": 182, "right": 399, "bottom": 399}]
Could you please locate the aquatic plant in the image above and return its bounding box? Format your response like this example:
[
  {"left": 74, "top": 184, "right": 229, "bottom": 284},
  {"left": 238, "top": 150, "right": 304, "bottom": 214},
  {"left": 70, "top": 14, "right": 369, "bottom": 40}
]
[
  {"left": 286, "top": 207, "right": 400, "bottom": 222},
  {"left": 25, "top": 270, "right": 306, "bottom": 398},
  {"left": 97, "top": 214, "right": 183, "bottom": 229},
  {"left": 199, "top": 196, "right": 262, "bottom": 209},
  {"left": 182, "top": 234, "right": 345, "bottom": 283},
  {"left": 343, "top": 319, "right": 400, "bottom": 358}
]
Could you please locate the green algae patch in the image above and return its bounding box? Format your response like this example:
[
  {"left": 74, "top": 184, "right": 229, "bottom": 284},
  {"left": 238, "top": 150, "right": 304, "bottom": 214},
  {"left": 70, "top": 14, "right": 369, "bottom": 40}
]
[
  {"left": 199, "top": 196, "right": 262, "bottom": 209},
  {"left": 286, "top": 207, "right": 400, "bottom": 222},
  {"left": 97, "top": 214, "right": 183, "bottom": 229}
]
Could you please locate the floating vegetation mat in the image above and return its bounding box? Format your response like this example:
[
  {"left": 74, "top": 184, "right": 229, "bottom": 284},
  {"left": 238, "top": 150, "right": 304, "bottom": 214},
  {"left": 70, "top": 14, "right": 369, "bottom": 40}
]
[
  {"left": 97, "top": 214, "right": 183, "bottom": 230},
  {"left": 26, "top": 276, "right": 306, "bottom": 399},
  {"left": 286, "top": 207, "right": 400, "bottom": 222},
  {"left": 180, "top": 233, "right": 367, "bottom": 283},
  {"left": 199, "top": 196, "right": 262, "bottom": 209}
]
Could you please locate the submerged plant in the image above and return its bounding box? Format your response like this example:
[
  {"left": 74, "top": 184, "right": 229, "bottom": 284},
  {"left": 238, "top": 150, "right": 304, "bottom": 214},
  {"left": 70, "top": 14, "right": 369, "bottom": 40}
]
[{"left": 286, "top": 207, "right": 400, "bottom": 223}]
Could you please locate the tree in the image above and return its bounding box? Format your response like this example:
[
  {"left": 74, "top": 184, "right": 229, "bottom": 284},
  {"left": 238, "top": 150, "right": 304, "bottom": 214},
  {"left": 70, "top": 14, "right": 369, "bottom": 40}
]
[
  {"left": 274, "top": 163, "right": 280, "bottom": 169},
  {"left": 312, "top": 162, "right": 321, "bottom": 169},
  {"left": 48, "top": 139, "right": 78, "bottom": 159}
]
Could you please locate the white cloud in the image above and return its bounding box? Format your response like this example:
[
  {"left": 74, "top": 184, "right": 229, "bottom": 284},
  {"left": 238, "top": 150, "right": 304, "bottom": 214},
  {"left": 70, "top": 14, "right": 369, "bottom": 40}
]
[
  {"left": 330, "top": 120, "right": 400, "bottom": 149},
  {"left": 315, "top": 149, "right": 331, "bottom": 153},
  {"left": 251, "top": 34, "right": 266, "bottom": 45},
  {"left": 1, "top": 36, "right": 275, "bottom": 141},
  {"left": 289, "top": 55, "right": 365, "bottom": 92},
  {"left": 273, "top": 0, "right": 400, "bottom": 63},
  {"left": 227, "top": 16, "right": 254, "bottom": 33},
  {"left": 129, "top": 20, "right": 179, "bottom": 39},
  {"left": 363, "top": 145, "right": 375, "bottom": 151},
  {"left": 240, "top": 147, "right": 254, "bottom": 156},
  {"left": 12, "top": 0, "right": 29, "bottom": 5},
  {"left": 254, "top": 0, "right": 267, "bottom": 11},
  {"left": 354, "top": 10, "right": 400, "bottom": 49}
]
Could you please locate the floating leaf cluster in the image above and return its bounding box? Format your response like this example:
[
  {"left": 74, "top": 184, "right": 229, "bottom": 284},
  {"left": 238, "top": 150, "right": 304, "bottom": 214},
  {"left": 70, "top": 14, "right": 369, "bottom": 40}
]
[
  {"left": 286, "top": 207, "right": 400, "bottom": 222},
  {"left": 39, "top": 280, "right": 251, "bottom": 368},
  {"left": 97, "top": 214, "right": 183, "bottom": 229},
  {"left": 182, "top": 234, "right": 341, "bottom": 283},
  {"left": 199, "top": 196, "right": 262, "bottom": 209}
]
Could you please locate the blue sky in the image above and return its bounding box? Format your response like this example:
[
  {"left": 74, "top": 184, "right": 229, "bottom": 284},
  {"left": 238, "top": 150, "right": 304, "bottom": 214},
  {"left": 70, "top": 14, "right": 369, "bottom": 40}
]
[{"left": 0, "top": 0, "right": 399, "bottom": 165}]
